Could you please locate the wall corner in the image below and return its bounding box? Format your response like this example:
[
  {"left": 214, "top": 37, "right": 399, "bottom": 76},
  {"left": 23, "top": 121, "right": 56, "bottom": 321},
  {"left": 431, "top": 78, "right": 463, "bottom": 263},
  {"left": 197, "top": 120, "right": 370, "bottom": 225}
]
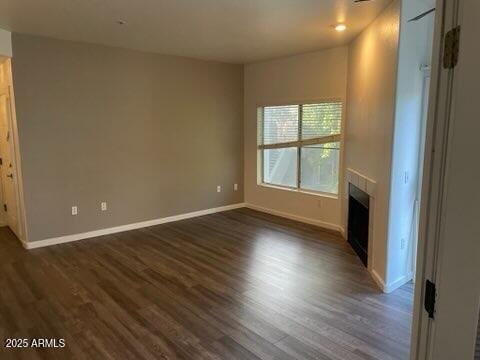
[{"left": 0, "top": 29, "right": 12, "bottom": 58}]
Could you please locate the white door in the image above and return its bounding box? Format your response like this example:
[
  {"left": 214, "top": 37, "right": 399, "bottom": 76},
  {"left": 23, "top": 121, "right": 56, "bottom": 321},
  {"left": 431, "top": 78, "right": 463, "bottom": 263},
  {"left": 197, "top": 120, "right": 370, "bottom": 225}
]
[
  {"left": 0, "top": 91, "right": 19, "bottom": 236},
  {"left": 429, "top": 0, "right": 480, "bottom": 358},
  {"left": 412, "top": 0, "right": 480, "bottom": 359}
]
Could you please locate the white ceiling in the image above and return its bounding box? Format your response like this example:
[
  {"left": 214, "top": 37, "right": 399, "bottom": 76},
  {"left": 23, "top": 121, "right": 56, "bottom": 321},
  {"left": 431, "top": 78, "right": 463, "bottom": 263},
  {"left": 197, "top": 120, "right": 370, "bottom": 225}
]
[{"left": 0, "top": 0, "right": 393, "bottom": 64}]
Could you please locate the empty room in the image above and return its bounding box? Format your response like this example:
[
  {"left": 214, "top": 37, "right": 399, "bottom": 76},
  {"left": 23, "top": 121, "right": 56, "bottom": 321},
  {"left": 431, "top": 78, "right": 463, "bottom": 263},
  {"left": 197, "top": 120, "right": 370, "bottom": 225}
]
[{"left": 0, "top": 0, "right": 479, "bottom": 359}]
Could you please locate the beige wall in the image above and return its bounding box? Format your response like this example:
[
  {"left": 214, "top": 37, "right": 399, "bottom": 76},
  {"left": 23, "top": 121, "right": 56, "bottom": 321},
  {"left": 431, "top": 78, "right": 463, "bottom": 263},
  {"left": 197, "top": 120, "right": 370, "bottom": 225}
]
[
  {"left": 0, "top": 29, "right": 12, "bottom": 57},
  {"left": 345, "top": 1, "right": 400, "bottom": 282},
  {"left": 244, "top": 47, "right": 348, "bottom": 231},
  {"left": 11, "top": 34, "right": 244, "bottom": 243}
]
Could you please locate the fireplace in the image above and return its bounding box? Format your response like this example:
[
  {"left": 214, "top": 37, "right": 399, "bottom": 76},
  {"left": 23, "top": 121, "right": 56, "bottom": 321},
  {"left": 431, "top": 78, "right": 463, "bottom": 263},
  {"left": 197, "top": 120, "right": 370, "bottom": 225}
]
[{"left": 348, "top": 183, "right": 370, "bottom": 267}]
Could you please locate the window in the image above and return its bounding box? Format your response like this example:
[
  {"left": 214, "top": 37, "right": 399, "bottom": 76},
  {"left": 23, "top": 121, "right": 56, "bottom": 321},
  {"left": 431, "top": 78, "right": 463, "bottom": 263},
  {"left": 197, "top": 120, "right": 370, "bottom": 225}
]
[{"left": 258, "top": 102, "right": 342, "bottom": 195}]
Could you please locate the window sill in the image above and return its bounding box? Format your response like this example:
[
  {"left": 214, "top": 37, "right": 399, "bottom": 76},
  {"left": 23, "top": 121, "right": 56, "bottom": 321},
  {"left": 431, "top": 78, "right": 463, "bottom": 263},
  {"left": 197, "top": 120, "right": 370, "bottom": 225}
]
[{"left": 258, "top": 183, "right": 339, "bottom": 200}]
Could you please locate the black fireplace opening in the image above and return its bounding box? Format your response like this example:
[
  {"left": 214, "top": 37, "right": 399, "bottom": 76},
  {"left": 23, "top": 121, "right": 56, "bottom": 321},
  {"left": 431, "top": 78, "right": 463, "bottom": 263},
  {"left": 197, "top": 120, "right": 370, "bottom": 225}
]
[{"left": 348, "top": 184, "right": 370, "bottom": 267}]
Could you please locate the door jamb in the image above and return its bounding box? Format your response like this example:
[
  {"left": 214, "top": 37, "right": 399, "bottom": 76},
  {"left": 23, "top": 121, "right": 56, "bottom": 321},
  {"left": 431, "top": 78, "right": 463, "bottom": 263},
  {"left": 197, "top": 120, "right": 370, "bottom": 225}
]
[
  {"left": 410, "top": 0, "right": 461, "bottom": 358},
  {"left": 0, "top": 58, "right": 28, "bottom": 243}
]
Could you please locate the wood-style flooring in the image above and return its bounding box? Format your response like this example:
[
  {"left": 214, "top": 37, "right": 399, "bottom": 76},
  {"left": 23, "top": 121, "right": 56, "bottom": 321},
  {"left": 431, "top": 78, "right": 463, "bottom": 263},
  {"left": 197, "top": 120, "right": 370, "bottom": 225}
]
[{"left": 0, "top": 208, "right": 413, "bottom": 360}]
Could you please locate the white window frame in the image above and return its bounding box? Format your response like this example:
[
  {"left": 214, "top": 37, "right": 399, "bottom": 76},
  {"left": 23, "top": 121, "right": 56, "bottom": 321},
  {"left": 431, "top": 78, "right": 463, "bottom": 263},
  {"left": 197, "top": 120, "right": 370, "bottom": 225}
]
[{"left": 257, "top": 99, "right": 343, "bottom": 198}]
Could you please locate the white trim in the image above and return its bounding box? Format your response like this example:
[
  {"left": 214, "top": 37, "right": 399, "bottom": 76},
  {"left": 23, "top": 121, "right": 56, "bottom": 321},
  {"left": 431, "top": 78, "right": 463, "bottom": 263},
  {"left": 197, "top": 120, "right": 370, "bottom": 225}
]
[
  {"left": 23, "top": 202, "right": 345, "bottom": 249},
  {"left": 255, "top": 97, "right": 344, "bottom": 109},
  {"left": 371, "top": 269, "right": 386, "bottom": 292},
  {"left": 346, "top": 168, "right": 377, "bottom": 197},
  {"left": 23, "top": 203, "right": 246, "bottom": 250},
  {"left": 411, "top": 1, "right": 459, "bottom": 358},
  {"left": 371, "top": 269, "right": 413, "bottom": 294},
  {"left": 258, "top": 183, "right": 338, "bottom": 200},
  {"left": 245, "top": 203, "right": 344, "bottom": 234},
  {"left": 384, "top": 274, "right": 413, "bottom": 293}
]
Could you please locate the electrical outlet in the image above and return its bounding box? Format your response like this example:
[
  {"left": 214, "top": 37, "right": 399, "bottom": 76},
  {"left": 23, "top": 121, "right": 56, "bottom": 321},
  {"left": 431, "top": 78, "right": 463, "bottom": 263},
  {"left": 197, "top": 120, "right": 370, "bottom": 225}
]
[
  {"left": 400, "top": 237, "right": 406, "bottom": 250},
  {"left": 234, "top": 183, "right": 238, "bottom": 191},
  {"left": 404, "top": 171, "right": 409, "bottom": 184},
  {"left": 217, "top": 185, "right": 221, "bottom": 193},
  {"left": 71, "top": 206, "right": 78, "bottom": 216},
  {"left": 101, "top": 202, "right": 107, "bottom": 211}
]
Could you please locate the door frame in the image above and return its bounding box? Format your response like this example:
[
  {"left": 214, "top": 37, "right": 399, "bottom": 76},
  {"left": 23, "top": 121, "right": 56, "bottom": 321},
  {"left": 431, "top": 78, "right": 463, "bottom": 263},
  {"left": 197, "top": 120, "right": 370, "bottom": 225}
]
[
  {"left": 410, "top": 0, "right": 462, "bottom": 358},
  {"left": 410, "top": 65, "right": 431, "bottom": 283},
  {"left": 0, "top": 58, "right": 27, "bottom": 242}
]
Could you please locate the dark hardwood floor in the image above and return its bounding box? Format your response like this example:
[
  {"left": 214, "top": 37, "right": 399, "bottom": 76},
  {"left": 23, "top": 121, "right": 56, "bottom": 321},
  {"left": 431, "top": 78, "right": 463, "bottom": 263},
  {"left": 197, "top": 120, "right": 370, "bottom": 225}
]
[{"left": 0, "top": 208, "right": 413, "bottom": 360}]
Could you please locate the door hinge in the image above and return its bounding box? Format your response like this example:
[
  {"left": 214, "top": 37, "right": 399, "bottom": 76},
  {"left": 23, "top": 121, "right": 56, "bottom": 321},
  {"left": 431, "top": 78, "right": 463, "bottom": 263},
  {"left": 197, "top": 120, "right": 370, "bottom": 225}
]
[
  {"left": 0, "top": 158, "right": 3, "bottom": 165},
  {"left": 3, "top": 204, "right": 7, "bottom": 212},
  {"left": 424, "top": 279, "right": 437, "bottom": 319},
  {"left": 443, "top": 26, "right": 461, "bottom": 69}
]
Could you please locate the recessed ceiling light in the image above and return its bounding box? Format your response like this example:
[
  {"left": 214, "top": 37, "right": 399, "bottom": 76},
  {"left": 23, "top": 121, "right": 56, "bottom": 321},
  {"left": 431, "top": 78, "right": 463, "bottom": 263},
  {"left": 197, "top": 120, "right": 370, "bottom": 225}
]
[{"left": 335, "top": 24, "right": 347, "bottom": 32}]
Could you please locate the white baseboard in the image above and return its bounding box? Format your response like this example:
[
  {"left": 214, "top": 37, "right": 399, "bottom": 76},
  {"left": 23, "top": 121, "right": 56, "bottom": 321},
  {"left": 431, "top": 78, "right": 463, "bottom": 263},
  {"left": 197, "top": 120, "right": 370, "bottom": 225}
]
[
  {"left": 371, "top": 269, "right": 387, "bottom": 292},
  {"left": 23, "top": 202, "right": 345, "bottom": 250},
  {"left": 23, "top": 203, "right": 246, "bottom": 250},
  {"left": 384, "top": 274, "right": 413, "bottom": 293},
  {"left": 245, "top": 203, "right": 344, "bottom": 234},
  {"left": 371, "top": 269, "right": 413, "bottom": 293},
  {"left": 23, "top": 201, "right": 410, "bottom": 294}
]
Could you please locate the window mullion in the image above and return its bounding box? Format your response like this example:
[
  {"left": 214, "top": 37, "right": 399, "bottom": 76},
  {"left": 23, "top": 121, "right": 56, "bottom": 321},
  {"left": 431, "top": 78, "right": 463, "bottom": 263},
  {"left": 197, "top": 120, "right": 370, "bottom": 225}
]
[
  {"left": 261, "top": 107, "right": 265, "bottom": 183},
  {"left": 297, "top": 104, "right": 302, "bottom": 189}
]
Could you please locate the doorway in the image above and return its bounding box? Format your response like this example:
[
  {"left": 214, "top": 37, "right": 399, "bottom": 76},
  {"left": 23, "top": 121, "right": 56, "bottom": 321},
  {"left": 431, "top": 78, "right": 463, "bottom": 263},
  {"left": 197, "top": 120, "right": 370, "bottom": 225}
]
[
  {"left": 0, "top": 58, "right": 25, "bottom": 241},
  {"left": 386, "top": 0, "right": 436, "bottom": 292},
  {"left": 411, "top": 66, "right": 431, "bottom": 281},
  {"left": 411, "top": 0, "right": 480, "bottom": 358}
]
